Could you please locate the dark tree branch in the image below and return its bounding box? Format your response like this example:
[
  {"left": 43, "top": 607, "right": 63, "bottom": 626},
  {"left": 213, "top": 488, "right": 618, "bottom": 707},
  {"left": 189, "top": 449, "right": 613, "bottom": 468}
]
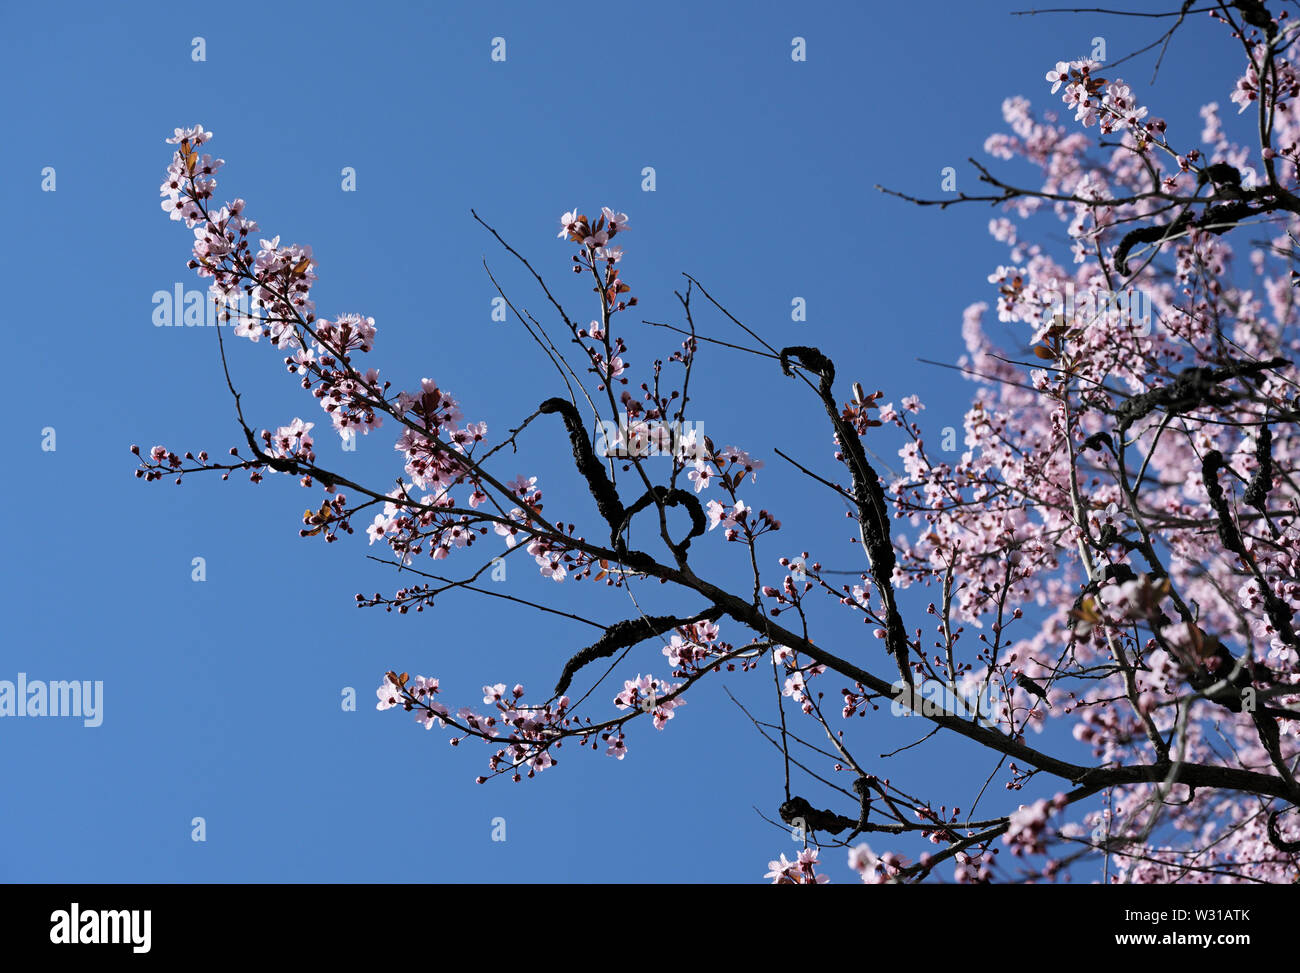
[{"left": 553, "top": 607, "right": 724, "bottom": 696}]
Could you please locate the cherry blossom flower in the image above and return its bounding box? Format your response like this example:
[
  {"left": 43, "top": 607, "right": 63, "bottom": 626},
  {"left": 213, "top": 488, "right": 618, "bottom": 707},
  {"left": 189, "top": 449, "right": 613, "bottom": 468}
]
[
  {"left": 1046, "top": 61, "right": 1071, "bottom": 94},
  {"left": 601, "top": 207, "right": 629, "bottom": 232},
  {"left": 557, "top": 209, "right": 582, "bottom": 239},
  {"left": 376, "top": 675, "right": 403, "bottom": 711},
  {"left": 687, "top": 461, "right": 714, "bottom": 493}
]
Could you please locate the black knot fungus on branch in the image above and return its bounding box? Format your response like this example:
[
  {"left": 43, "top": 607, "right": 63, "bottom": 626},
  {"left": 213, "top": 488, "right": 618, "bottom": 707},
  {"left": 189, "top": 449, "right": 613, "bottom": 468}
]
[
  {"left": 1202, "top": 450, "right": 1247, "bottom": 557},
  {"left": 1114, "top": 211, "right": 1192, "bottom": 276},
  {"left": 1114, "top": 357, "right": 1289, "bottom": 434},
  {"left": 779, "top": 345, "right": 834, "bottom": 389},
  {"left": 1267, "top": 808, "right": 1300, "bottom": 853},
  {"left": 1243, "top": 424, "right": 1273, "bottom": 514},
  {"left": 614, "top": 486, "right": 707, "bottom": 564},
  {"left": 777, "top": 345, "right": 910, "bottom": 671},
  {"left": 1202, "top": 448, "right": 1298, "bottom": 647},
  {"left": 552, "top": 607, "right": 724, "bottom": 696},
  {"left": 539, "top": 397, "right": 625, "bottom": 534},
  {"left": 779, "top": 795, "right": 856, "bottom": 836},
  {"left": 1081, "top": 431, "right": 1113, "bottom": 454},
  {"left": 1196, "top": 162, "right": 1244, "bottom": 196},
  {"left": 1233, "top": 0, "right": 1278, "bottom": 39},
  {"left": 1114, "top": 201, "right": 1266, "bottom": 276}
]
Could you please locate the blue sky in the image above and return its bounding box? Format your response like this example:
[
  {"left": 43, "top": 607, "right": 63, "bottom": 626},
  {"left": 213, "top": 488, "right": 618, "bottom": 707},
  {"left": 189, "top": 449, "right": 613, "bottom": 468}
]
[{"left": 0, "top": 1, "right": 1244, "bottom": 882}]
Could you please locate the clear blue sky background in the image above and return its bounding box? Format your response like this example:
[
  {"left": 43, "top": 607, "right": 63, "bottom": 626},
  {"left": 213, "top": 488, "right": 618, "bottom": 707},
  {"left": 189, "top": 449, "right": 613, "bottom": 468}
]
[{"left": 0, "top": 1, "right": 1245, "bottom": 882}]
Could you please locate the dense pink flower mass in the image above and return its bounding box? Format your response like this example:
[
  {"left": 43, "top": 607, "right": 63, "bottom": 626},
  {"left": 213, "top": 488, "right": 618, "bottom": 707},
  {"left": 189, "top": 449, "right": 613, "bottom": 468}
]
[
  {"left": 858, "top": 12, "right": 1299, "bottom": 882},
  {"left": 142, "top": 9, "right": 1300, "bottom": 884}
]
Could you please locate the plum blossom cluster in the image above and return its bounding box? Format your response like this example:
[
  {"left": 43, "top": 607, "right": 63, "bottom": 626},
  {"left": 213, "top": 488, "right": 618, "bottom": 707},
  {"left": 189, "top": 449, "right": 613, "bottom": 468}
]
[
  {"left": 266, "top": 419, "right": 315, "bottom": 464},
  {"left": 485, "top": 475, "right": 590, "bottom": 582},
  {"left": 847, "top": 843, "right": 909, "bottom": 884},
  {"left": 1003, "top": 794, "right": 1069, "bottom": 858},
  {"left": 558, "top": 207, "right": 630, "bottom": 269},
  {"left": 160, "top": 125, "right": 221, "bottom": 223},
  {"left": 376, "top": 671, "right": 577, "bottom": 779},
  {"left": 687, "top": 445, "right": 764, "bottom": 494},
  {"left": 561, "top": 206, "right": 637, "bottom": 325},
  {"left": 362, "top": 485, "right": 475, "bottom": 564},
  {"left": 1045, "top": 60, "right": 1157, "bottom": 142},
  {"left": 155, "top": 130, "right": 570, "bottom": 580},
  {"left": 374, "top": 663, "right": 697, "bottom": 778},
  {"left": 761, "top": 554, "right": 821, "bottom": 620},
  {"left": 680, "top": 445, "right": 779, "bottom": 542},
  {"left": 1070, "top": 572, "right": 1171, "bottom": 638},
  {"left": 560, "top": 208, "right": 637, "bottom": 390},
  {"left": 158, "top": 127, "right": 404, "bottom": 449},
  {"left": 662, "top": 618, "right": 727, "bottom": 671},
  {"left": 613, "top": 674, "right": 686, "bottom": 731},
  {"left": 764, "top": 847, "right": 829, "bottom": 884},
  {"left": 131, "top": 443, "right": 202, "bottom": 483},
  {"left": 1229, "top": 43, "right": 1299, "bottom": 114},
  {"left": 780, "top": 653, "right": 828, "bottom": 716},
  {"left": 376, "top": 672, "right": 450, "bottom": 728}
]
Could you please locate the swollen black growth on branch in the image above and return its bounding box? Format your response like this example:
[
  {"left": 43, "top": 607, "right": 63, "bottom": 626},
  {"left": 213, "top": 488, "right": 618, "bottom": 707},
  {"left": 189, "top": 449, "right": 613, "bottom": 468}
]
[{"left": 553, "top": 607, "right": 724, "bottom": 696}]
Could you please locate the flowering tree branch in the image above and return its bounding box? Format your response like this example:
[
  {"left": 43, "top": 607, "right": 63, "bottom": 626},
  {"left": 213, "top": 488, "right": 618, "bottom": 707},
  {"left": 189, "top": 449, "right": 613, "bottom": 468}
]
[{"left": 139, "top": 5, "right": 1300, "bottom": 882}]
